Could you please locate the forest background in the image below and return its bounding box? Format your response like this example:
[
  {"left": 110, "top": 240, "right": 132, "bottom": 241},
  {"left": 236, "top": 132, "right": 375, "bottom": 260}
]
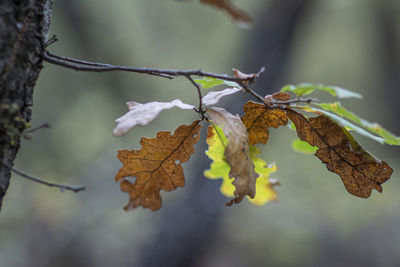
[{"left": 1, "top": 0, "right": 400, "bottom": 266}]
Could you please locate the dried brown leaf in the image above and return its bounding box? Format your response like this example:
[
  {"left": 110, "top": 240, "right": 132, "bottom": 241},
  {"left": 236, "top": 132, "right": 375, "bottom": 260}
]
[
  {"left": 241, "top": 101, "right": 288, "bottom": 145},
  {"left": 287, "top": 110, "right": 393, "bottom": 198},
  {"left": 232, "top": 68, "right": 259, "bottom": 81},
  {"left": 271, "top": 92, "right": 291, "bottom": 101},
  {"left": 113, "top": 99, "right": 194, "bottom": 136},
  {"left": 200, "top": 0, "right": 252, "bottom": 27},
  {"left": 206, "top": 107, "right": 258, "bottom": 205},
  {"left": 115, "top": 120, "right": 202, "bottom": 211}
]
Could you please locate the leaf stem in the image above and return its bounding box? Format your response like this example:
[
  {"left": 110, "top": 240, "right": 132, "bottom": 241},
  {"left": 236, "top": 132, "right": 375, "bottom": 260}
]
[{"left": 185, "top": 75, "right": 205, "bottom": 119}]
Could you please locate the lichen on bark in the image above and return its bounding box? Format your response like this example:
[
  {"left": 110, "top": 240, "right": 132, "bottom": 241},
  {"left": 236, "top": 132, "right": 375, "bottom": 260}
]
[{"left": 0, "top": 0, "right": 53, "bottom": 209}]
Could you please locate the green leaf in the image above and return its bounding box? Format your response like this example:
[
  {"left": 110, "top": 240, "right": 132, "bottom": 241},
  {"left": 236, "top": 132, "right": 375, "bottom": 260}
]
[
  {"left": 204, "top": 125, "right": 277, "bottom": 206},
  {"left": 194, "top": 77, "right": 238, "bottom": 89},
  {"left": 281, "top": 83, "right": 362, "bottom": 99},
  {"left": 292, "top": 139, "right": 318, "bottom": 154},
  {"left": 299, "top": 105, "right": 386, "bottom": 144},
  {"left": 314, "top": 102, "right": 400, "bottom": 145}
]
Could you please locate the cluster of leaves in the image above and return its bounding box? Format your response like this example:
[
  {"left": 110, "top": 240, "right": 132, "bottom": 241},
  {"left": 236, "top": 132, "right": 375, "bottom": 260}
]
[{"left": 113, "top": 70, "right": 399, "bottom": 211}]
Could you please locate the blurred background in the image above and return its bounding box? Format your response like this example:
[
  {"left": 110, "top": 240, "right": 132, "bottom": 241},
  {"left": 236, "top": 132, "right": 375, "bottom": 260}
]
[{"left": 1, "top": 0, "right": 400, "bottom": 266}]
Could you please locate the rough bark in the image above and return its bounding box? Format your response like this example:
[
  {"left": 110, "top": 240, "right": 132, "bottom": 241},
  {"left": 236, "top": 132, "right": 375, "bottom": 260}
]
[{"left": 0, "top": 0, "right": 53, "bottom": 210}]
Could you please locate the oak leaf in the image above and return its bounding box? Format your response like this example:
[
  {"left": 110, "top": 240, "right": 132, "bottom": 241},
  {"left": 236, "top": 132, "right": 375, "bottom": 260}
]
[
  {"left": 115, "top": 120, "right": 202, "bottom": 211},
  {"left": 287, "top": 110, "right": 393, "bottom": 198},
  {"left": 271, "top": 92, "right": 291, "bottom": 101},
  {"left": 202, "top": 87, "right": 242, "bottom": 106},
  {"left": 314, "top": 102, "right": 400, "bottom": 145},
  {"left": 200, "top": 0, "right": 252, "bottom": 28},
  {"left": 241, "top": 101, "right": 288, "bottom": 145},
  {"left": 204, "top": 125, "right": 278, "bottom": 206},
  {"left": 206, "top": 107, "right": 258, "bottom": 205},
  {"left": 113, "top": 99, "right": 194, "bottom": 136},
  {"left": 280, "top": 83, "right": 362, "bottom": 99}
]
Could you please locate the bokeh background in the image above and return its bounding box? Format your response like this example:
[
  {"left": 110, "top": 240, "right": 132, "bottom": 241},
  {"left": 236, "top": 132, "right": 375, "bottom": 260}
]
[{"left": 1, "top": 0, "right": 400, "bottom": 266}]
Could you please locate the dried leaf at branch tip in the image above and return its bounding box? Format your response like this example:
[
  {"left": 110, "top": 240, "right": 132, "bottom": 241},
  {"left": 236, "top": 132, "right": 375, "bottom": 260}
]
[
  {"left": 241, "top": 101, "right": 288, "bottom": 145},
  {"left": 232, "top": 68, "right": 259, "bottom": 83},
  {"left": 113, "top": 99, "right": 194, "bottom": 136},
  {"left": 202, "top": 87, "right": 242, "bottom": 106},
  {"left": 287, "top": 110, "right": 393, "bottom": 198},
  {"left": 206, "top": 107, "right": 258, "bottom": 205},
  {"left": 204, "top": 125, "right": 278, "bottom": 206},
  {"left": 199, "top": 0, "right": 252, "bottom": 28},
  {"left": 115, "top": 120, "right": 202, "bottom": 211}
]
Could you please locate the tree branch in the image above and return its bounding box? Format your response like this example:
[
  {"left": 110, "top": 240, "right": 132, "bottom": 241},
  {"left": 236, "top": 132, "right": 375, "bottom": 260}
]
[
  {"left": 43, "top": 50, "right": 262, "bottom": 82},
  {"left": 1, "top": 162, "right": 85, "bottom": 193}
]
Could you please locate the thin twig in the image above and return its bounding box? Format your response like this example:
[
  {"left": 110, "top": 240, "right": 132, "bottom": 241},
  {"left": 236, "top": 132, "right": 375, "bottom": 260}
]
[
  {"left": 43, "top": 50, "right": 262, "bottom": 82},
  {"left": 43, "top": 51, "right": 174, "bottom": 79},
  {"left": 24, "top": 123, "right": 51, "bottom": 134},
  {"left": 237, "top": 80, "right": 265, "bottom": 103},
  {"left": 44, "top": 35, "right": 58, "bottom": 48},
  {"left": 271, "top": 97, "right": 317, "bottom": 105},
  {"left": 185, "top": 75, "right": 204, "bottom": 118},
  {"left": 1, "top": 162, "right": 85, "bottom": 193}
]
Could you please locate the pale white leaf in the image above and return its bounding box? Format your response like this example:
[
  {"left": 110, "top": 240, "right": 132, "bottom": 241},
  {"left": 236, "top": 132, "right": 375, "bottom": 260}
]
[
  {"left": 113, "top": 99, "right": 194, "bottom": 136},
  {"left": 202, "top": 87, "right": 242, "bottom": 106}
]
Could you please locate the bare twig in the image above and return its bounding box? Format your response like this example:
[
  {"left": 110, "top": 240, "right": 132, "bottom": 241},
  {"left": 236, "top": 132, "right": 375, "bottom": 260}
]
[
  {"left": 43, "top": 50, "right": 263, "bottom": 82},
  {"left": 1, "top": 162, "right": 85, "bottom": 193},
  {"left": 23, "top": 123, "right": 51, "bottom": 140},
  {"left": 43, "top": 50, "right": 270, "bottom": 111},
  {"left": 24, "top": 123, "right": 51, "bottom": 134},
  {"left": 272, "top": 97, "right": 317, "bottom": 105},
  {"left": 44, "top": 35, "right": 58, "bottom": 48},
  {"left": 237, "top": 80, "right": 265, "bottom": 103},
  {"left": 185, "top": 75, "right": 205, "bottom": 118}
]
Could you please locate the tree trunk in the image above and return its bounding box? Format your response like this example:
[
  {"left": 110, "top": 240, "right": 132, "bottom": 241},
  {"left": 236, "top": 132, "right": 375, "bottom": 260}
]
[{"left": 0, "top": 0, "right": 53, "bottom": 210}]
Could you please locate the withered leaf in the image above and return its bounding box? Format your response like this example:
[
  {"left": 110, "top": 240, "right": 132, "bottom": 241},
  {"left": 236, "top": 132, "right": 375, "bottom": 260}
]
[
  {"left": 200, "top": 0, "right": 252, "bottom": 28},
  {"left": 204, "top": 125, "right": 279, "bottom": 206},
  {"left": 241, "top": 101, "right": 288, "bottom": 145},
  {"left": 232, "top": 68, "right": 259, "bottom": 82},
  {"left": 202, "top": 87, "right": 242, "bottom": 106},
  {"left": 287, "top": 110, "right": 393, "bottom": 198},
  {"left": 271, "top": 92, "right": 291, "bottom": 101},
  {"left": 206, "top": 107, "right": 258, "bottom": 205},
  {"left": 113, "top": 99, "right": 194, "bottom": 136},
  {"left": 115, "top": 120, "right": 202, "bottom": 211}
]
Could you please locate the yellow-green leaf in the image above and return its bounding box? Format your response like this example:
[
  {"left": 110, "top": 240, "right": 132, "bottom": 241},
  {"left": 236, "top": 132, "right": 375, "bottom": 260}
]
[
  {"left": 315, "top": 102, "right": 400, "bottom": 145},
  {"left": 281, "top": 83, "right": 362, "bottom": 99}
]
